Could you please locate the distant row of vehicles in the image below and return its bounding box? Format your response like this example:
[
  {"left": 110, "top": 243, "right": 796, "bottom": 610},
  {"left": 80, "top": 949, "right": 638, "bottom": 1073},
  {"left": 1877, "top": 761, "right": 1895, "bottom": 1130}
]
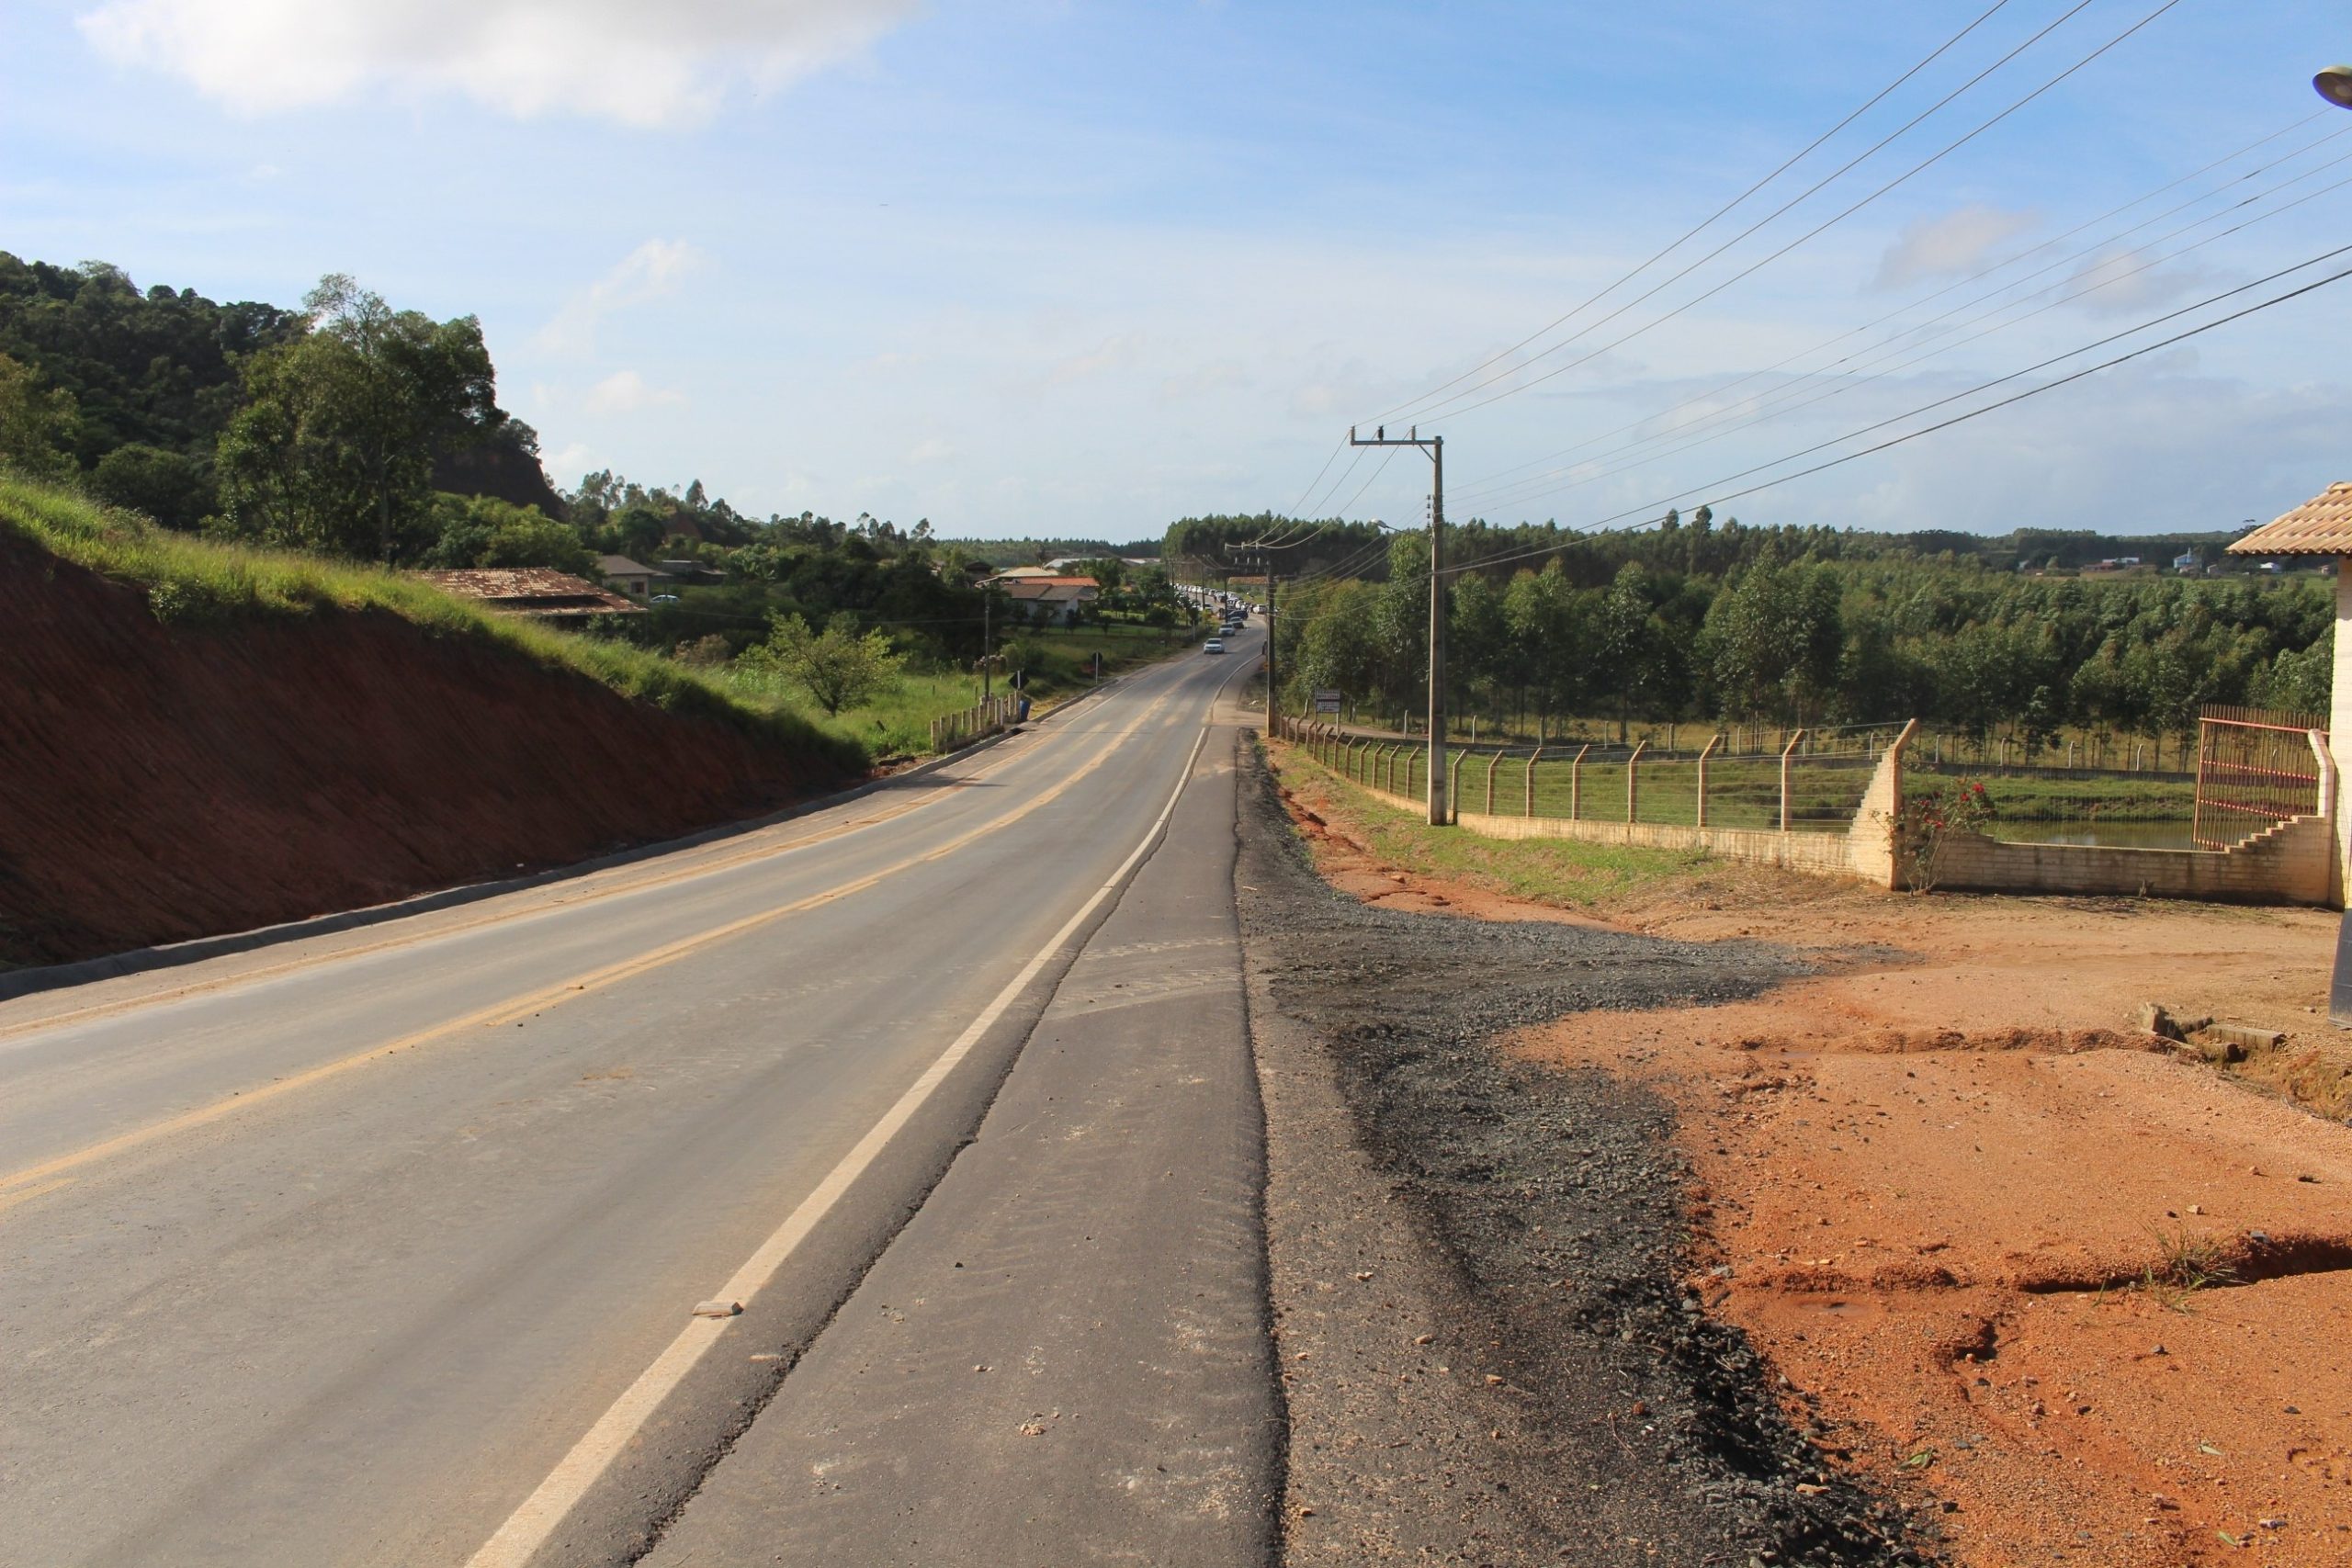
[{"left": 1203, "top": 604, "right": 1250, "bottom": 654}]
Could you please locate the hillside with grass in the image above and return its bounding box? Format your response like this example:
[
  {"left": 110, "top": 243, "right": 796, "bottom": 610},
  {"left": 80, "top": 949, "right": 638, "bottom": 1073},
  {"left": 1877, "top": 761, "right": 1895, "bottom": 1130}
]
[{"left": 0, "top": 478, "right": 865, "bottom": 967}]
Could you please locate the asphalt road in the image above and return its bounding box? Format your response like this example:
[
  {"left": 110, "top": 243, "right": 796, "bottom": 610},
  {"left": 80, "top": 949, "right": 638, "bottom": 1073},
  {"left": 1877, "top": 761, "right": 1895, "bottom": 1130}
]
[{"left": 0, "top": 628, "right": 1273, "bottom": 1568}]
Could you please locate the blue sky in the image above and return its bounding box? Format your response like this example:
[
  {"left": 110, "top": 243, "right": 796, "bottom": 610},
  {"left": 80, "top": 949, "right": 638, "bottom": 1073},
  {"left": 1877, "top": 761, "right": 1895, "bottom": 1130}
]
[{"left": 4, "top": 0, "right": 2347, "bottom": 540}]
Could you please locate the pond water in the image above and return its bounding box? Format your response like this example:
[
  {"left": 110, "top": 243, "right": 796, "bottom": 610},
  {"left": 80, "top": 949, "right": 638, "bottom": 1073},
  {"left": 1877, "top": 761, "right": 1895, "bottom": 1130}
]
[{"left": 1987, "top": 819, "right": 2205, "bottom": 852}]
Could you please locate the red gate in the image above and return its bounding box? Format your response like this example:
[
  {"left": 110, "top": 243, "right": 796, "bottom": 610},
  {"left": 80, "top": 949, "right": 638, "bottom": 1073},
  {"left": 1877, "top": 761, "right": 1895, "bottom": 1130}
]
[{"left": 2192, "top": 705, "right": 2326, "bottom": 849}]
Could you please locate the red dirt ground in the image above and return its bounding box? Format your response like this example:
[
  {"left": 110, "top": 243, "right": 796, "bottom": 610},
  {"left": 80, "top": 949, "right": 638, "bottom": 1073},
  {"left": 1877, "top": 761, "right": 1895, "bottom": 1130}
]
[
  {"left": 2, "top": 538, "right": 849, "bottom": 966},
  {"left": 1274, "top": 756, "right": 2352, "bottom": 1567}
]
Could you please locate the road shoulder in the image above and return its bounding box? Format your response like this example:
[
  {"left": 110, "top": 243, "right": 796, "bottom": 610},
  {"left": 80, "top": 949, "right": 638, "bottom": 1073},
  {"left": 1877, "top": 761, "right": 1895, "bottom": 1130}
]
[
  {"left": 639, "top": 723, "right": 1281, "bottom": 1567},
  {"left": 1236, "top": 735, "right": 1927, "bottom": 1566}
]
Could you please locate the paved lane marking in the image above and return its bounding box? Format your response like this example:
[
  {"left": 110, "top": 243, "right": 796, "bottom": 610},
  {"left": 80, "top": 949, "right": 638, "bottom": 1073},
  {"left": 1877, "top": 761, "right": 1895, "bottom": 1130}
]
[
  {"left": 0, "top": 1177, "right": 74, "bottom": 1217},
  {"left": 0, "top": 688, "right": 1130, "bottom": 1047},
  {"left": 0, "top": 694, "right": 1172, "bottom": 1204},
  {"left": 462, "top": 722, "right": 1216, "bottom": 1568}
]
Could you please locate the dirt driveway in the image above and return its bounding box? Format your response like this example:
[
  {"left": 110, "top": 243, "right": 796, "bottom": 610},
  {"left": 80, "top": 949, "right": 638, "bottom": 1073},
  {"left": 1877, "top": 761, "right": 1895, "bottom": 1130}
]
[{"left": 1272, "top": 744, "right": 2352, "bottom": 1568}]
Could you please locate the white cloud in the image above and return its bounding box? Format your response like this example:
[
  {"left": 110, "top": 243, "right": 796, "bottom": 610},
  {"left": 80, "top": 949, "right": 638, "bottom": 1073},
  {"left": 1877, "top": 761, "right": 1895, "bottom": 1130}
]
[
  {"left": 904, "top": 437, "right": 954, "bottom": 463},
  {"left": 76, "top": 0, "right": 918, "bottom": 128},
  {"left": 540, "top": 442, "right": 598, "bottom": 487},
  {"left": 1873, "top": 204, "right": 2040, "bottom": 291},
  {"left": 538, "top": 238, "right": 701, "bottom": 353},
  {"left": 584, "top": 369, "right": 685, "bottom": 413},
  {"left": 1044, "top": 333, "right": 1144, "bottom": 388},
  {"left": 2059, "top": 247, "right": 2218, "bottom": 318},
  {"left": 1158, "top": 358, "right": 1250, "bottom": 402}
]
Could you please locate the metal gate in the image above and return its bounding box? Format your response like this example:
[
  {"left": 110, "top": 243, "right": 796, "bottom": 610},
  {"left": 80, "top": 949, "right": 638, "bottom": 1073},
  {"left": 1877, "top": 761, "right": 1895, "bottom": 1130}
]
[{"left": 2192, "top": 705, "right": 2326, "bottom": 849}]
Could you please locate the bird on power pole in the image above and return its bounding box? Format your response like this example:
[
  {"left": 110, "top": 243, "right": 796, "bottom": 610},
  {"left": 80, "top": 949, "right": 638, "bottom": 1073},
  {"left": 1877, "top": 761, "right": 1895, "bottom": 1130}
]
[{"left": 1350, "top": 423, "right": 1448, "bottom": 827}]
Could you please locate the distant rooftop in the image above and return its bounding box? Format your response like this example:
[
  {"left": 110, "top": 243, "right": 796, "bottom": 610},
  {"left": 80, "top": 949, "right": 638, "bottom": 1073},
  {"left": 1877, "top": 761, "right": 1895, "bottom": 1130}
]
[
  {"left": 2228, "top": 482, "right": 2352, "bottom": 557},
  {"left": 417, "top": 568, "right": 641, "bottom": 617}
]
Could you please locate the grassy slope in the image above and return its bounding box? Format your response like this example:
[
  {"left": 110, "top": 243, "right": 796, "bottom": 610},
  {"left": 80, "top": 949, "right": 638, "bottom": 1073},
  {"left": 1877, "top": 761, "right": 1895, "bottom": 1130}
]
[
  {"left": 2, "top": 474, "right": 865, "bottom": 770},
  {"left": 713, "top": 619, "right": 1205, "bottom": 756},
  {"left": 1272, "top": 739, "right": 1715, "bottom": 910}
]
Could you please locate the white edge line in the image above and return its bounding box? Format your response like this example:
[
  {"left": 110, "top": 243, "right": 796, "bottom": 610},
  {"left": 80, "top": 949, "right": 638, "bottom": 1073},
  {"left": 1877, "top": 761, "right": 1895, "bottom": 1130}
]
[{"left": 462, "top": 719, "right": 1216, "bottom": 1568}]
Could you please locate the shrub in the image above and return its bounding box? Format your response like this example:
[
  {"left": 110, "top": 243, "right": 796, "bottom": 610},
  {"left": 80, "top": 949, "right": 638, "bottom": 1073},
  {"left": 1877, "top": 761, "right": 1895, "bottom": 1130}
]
[{"left": 1892, "top": 775, "right": 1993, "bottom": 893}]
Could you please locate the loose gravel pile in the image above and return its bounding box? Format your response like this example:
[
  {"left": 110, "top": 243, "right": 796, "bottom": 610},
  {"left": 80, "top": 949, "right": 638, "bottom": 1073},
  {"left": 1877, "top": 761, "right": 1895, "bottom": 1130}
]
[{"left": 1236, "top": 740, "right": 1935, "bottom": 1566}]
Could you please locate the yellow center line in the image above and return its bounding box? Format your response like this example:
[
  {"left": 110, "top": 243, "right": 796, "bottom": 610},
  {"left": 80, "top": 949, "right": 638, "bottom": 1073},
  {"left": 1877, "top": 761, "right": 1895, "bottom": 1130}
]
[
  {"left": 0, "top": 1177, "right": 74, "bottom": 1217},
  {"left": 0, "top": 694, "right": 1167, "bottom": 1201},
  {"left": 0, "top": 690, "right": 1131, "bottom": 1046}
]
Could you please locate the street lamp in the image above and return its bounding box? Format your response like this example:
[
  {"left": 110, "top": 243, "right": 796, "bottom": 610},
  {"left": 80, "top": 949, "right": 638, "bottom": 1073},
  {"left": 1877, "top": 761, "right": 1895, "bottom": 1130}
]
[{"left": 2318, "top": 64, "right": 2352, "bottom": 108}]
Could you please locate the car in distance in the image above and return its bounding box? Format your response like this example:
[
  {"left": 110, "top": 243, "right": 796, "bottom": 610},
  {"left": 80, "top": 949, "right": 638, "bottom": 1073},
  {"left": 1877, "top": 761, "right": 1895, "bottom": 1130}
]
[{"left": 1203, "top": 638, "right": 1226, "bottom": 654}]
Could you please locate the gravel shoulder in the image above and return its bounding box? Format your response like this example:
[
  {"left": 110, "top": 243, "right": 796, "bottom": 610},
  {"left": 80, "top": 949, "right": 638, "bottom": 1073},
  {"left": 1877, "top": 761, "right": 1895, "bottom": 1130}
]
[
  {"left": 1236, "top": 735, "right": 1930, "bottom": 1566},
  {"left": 1262, "top": 736, "right": 2352, "bottom": 1568}
]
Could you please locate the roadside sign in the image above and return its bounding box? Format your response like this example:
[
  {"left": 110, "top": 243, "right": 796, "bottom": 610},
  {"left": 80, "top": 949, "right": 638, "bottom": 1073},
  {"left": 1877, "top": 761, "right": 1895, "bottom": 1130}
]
[{"left": 1313, "top": 688, "right": 1342, "bottom": 714}]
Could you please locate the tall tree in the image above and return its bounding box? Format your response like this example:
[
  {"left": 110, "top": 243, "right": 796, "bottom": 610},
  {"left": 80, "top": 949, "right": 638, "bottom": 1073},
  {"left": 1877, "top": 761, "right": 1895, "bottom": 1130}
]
[
  {"left": 0, "top": 351, "right": 77, "bottom": 478},
  {"left": 216, "top": 276, "right": 503, "bottom": 559}
]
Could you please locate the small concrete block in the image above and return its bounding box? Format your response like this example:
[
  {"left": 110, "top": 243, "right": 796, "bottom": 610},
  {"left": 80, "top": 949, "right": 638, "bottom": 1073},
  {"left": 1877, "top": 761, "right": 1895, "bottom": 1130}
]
[
  {"left": 693, "top": 1299, "right": 743, "bottom": 1319},
  {"left": 2202, "top": 1023, "right": 2286, "bottom": 1054}
]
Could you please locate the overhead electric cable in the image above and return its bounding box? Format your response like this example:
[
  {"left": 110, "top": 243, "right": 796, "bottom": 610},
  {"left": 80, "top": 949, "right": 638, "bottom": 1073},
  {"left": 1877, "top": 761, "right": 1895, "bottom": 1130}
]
[
  {"left": 1366, "top": 0, "right": 2024, "bottom": 426},
  {"left": 1463, "top": 156, "right": 2352, "bottom": 513},
  {"left": 1405, "top": 0, "right": 2188, "bottom": 430},
  {"left": 1441, "top": 244, "right": 2352, "bottom": 573},
  {"left": 1448, "top": 112, "right": 2342, "bottom": 504}
]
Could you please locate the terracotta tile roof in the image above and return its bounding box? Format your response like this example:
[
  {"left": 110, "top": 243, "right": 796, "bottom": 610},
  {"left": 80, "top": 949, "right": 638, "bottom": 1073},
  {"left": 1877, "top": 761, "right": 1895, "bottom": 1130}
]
[
  {"left": 417, "top": 569, "right": 642, "bottom": 615},
  {"left": 2228, "top": 482, "right": 2352, "bottom": 556}
]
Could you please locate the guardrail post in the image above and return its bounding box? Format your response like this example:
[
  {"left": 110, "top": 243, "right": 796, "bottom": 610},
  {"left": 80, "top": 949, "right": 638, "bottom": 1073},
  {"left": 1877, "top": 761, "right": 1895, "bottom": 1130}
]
[
  {"left": 1626, "top": 739, "right": 1647, "bottom": 823},
  {"left": 1570, "top": 742, "right": 1589, "bottom": 820},
  {"left": 1780, "top": 728, "right": 1804, "bottom": 831},
  {"left": 1525, "top": 746, "right": 1543, "bottom": 817},
  {"left": 1695, "top": 734, "right": 1722, "bottom": 828}
]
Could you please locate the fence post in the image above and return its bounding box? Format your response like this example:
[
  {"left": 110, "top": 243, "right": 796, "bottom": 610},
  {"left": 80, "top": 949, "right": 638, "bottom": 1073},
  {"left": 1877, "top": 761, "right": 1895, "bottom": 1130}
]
[
  {"left": 1485, "top": 748, "right": 1504, "bottom": 815},
  {"left": 1779, "top": 728, "right": 1804, "bottom": 831},
  {"left": 1571, "top": 743, "right": 1589, "bottom": 820},
  {"left": 1448, "top": 750, "right": 1465, "bottom": 822},
  {"left": 1696, "top": 734, "right": 1723, "bottom": 828},
  {"left": 1626, "top": 739, "right": 1647, "bottom": 823},
  {"left": 1525, "top": 746, "right": 1543, "bottom": 817}
]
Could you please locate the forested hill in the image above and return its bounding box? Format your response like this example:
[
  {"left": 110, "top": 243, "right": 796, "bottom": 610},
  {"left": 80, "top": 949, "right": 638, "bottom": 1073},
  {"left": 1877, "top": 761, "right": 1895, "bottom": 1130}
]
[
  {"left": 0, "top": 253, "right": 562, "bottom": 529},
  {"left": 1164, "top": 508, "right": 2245, "bottom": 587}
]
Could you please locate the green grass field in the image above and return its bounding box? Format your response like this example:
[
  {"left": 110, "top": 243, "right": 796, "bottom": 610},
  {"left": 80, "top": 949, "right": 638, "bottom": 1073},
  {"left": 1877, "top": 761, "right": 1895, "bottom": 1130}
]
[
  {"left": 1273, "top": 740, "right": 1714, "bottom": 909},
  {"left": 1323, "top": 740, "right": 1875, "bottom": 832}
]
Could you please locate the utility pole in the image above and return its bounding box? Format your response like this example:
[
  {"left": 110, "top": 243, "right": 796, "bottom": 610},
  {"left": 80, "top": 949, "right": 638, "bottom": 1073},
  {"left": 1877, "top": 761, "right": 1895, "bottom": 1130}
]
[
  {"left": 1236, "top": 547, "right": 1280, "bottom": 728},
  {"left": 1350, "top": 424, "right": 1447, "bottom": 826}
]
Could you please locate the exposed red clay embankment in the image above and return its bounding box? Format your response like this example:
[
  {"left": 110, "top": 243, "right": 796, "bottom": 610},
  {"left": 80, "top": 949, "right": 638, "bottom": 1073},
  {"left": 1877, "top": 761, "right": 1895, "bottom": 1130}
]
[{"left": 1, "top": 537, "right": 852, "bottom": 968}]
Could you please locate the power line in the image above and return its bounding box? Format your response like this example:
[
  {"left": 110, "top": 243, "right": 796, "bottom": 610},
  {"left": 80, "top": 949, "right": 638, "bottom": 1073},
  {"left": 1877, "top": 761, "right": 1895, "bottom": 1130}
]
[
  {"left": 1401, "top": 0, "right": 2186, "bottom": 430},
  {"left": 1448, "top": 112, "right": 2342, "bottom": 504},
  {"left": 1441, "top": 248, "right": 2352, "bottom": 578},
  {"left": 1365, "top": 0, "right": 2024, "bottom": 427},
  {"left": 1463, "top": 153, "right": 2352, "bottom": 513}
]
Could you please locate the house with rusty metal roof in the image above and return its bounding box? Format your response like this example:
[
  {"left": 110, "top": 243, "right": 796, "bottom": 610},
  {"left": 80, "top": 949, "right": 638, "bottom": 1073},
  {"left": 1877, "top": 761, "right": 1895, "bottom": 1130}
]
[
  {"left": 2230, "top": 481, "right": 2352, "bottom": 908},
  {"left": 417, "top": 568, "right": 643, "bottom": 625}
]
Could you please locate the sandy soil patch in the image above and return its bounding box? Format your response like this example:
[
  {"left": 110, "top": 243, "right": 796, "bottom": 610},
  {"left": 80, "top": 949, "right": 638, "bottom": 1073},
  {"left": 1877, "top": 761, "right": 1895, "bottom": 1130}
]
[{"left": 1273, "top": 747, "right": 2352, "bottom": 1565}]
